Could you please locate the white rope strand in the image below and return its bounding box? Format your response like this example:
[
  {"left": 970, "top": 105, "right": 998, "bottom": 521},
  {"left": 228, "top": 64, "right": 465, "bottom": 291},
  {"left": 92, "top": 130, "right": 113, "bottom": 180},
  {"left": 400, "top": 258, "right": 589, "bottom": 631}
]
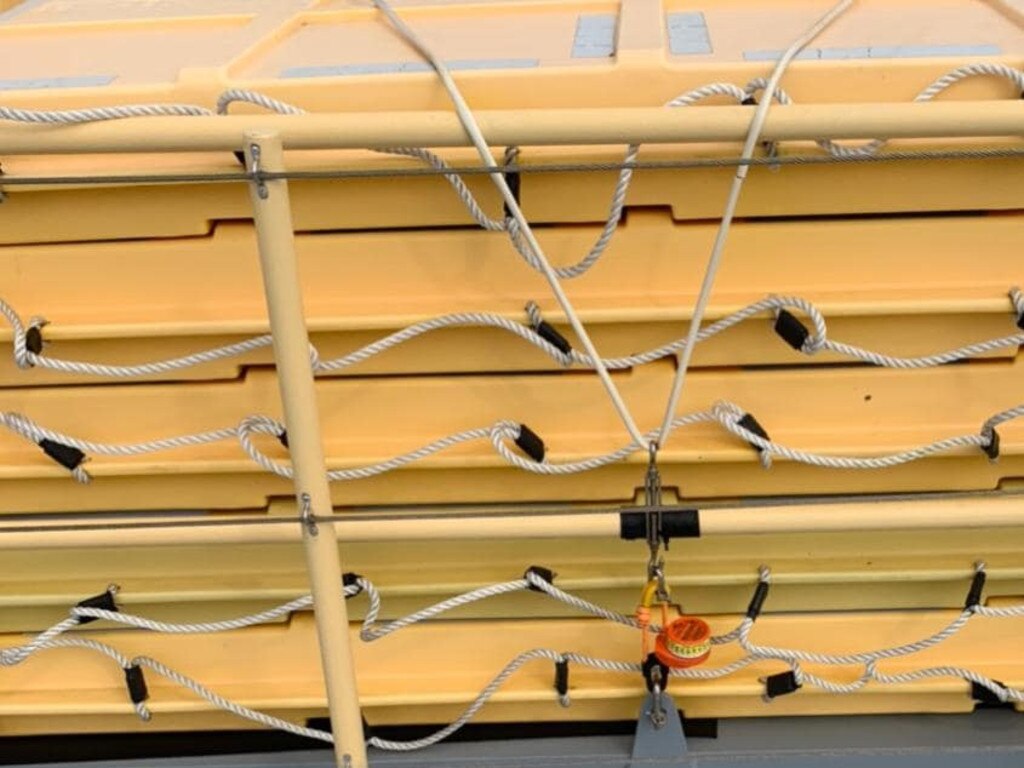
[
  {"left": 4, "top": 292, "right": 1020, "bottom": 379},
  {"left": 507, "top": 83, "right": 749, "bottom": 279},
  {"left": 5, "top": 398, "right": 1020, "bottom": 484},
  {"left": 0, "top": 104, "right": 210, "bottom": 124},
  {"left": 369, "top": 0, "right": 649, "bottom": 450},
  {"left": 217, "top": 90, "right": 505, "bottom": 232},
  {"left": 6, "top": 565, "right": 1024, "bottom": 749},
  {"left": 657, "top": 0, "right": 854, "bottom": 446}
]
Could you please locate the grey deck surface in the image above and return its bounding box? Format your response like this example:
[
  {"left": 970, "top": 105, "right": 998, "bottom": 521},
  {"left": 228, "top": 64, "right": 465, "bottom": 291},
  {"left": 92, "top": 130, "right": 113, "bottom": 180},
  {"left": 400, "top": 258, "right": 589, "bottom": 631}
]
[{"left": 11, "top": 710, "right": 1024, "bottom": 767}]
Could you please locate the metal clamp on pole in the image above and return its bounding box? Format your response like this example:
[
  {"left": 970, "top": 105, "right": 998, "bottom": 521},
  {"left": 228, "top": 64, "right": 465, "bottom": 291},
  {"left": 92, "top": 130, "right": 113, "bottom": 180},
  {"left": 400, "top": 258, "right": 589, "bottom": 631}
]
[
  {"left": 248, "top": 143, "right": 268, "bottom": 200},
  {"left": 299, "top": 492, "right": 318, "bottom": 537},
  {"left": 245, "top": 132, "right": 368, "bottom": 768},
  {"left": 620, "top": 445, "right": 700, "bottom": 555}
]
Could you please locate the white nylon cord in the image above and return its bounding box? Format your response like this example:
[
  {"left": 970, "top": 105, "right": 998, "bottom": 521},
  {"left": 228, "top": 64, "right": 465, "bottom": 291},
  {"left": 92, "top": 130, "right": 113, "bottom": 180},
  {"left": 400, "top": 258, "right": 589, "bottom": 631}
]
[
  {"left": 746, "top": 62, "right": 1024, "bottom": 159},
  {"left": 5, "top": 291, "right": 1021, "bottom": 379},
  {"left": 0, "top": 9, "right": 1021, "bottom": 751},
  {"left": 217, "top": 90, "right": 506, "bottom": 232},
  {"left": 5, "top": 399, "right": 1019, "bottom": 485},
  {"left": 657, "top": 0, "right": 855, "bottom": 445},
  {"left": 0, "top": 104, "right": 211, "bottom": 124},
  {"left": 369, "top": 0, "right": 649, "bottom": 450},
  {"left": 5, "top": 564, "right": 1023, "bottom": 749}
]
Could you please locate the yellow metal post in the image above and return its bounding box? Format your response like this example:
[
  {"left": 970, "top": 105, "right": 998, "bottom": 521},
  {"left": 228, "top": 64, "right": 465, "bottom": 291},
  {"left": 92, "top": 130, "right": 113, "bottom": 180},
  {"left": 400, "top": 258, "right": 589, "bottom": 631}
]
[{"left": 245, "top": 131, "right": 368, "bottom": 768}]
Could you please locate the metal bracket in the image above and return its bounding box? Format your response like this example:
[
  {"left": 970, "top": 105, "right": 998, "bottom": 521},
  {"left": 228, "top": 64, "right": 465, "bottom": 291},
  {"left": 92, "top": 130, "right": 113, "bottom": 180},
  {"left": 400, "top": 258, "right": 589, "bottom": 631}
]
[
  {"left": 248, "top": 143, "right": 269, "bottom": 199},
  {"left": 644, "top": 443, "right": 665, "bottom": 592},
  {"left": 630, "top": 690, "right": 688, "bottom": 766},
  {"left": 299, "top": 492, "right": 318, "bottom": 537}
]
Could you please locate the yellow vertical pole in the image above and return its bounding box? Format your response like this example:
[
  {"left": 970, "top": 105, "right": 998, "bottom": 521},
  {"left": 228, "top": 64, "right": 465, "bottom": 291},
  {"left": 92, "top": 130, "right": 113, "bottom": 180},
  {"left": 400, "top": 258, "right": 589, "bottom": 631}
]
[{"left": 245, "top": 131, "right": 368, "bottom": 768}]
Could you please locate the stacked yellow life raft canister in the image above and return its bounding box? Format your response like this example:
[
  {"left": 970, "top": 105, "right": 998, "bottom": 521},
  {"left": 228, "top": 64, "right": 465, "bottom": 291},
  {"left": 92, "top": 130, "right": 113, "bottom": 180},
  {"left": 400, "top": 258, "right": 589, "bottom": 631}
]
[{"left": 0, "top": 0, "right": 1023, "bottom": 760}]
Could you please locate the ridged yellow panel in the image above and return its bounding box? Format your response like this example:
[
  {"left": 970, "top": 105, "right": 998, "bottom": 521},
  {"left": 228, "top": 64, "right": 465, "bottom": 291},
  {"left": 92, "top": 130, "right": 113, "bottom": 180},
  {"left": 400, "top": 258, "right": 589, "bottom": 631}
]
[
  {"left": 1, "top": 611, "right": 1022, "bottom": 737},
  {"left": 2, "top": 0, "right": 1023, "bottom": 738},
  {"left": 2, "top": 0, "right": 1018, "bottom": 106},
  {"left": 0, "top": 359, "right": 1021, "bottom": 512},
  {"left": 3, "top": 520, "right": 1024, "bottom": 633},
  {"left": 0, "top": 0, "right": 1021, "bottom": 243},
  {"left": 0, "top": 211, "right": 1020, "bottom": 385},
  {"left": 3, "top": 142, "right": 1023, "bottom": 245}
]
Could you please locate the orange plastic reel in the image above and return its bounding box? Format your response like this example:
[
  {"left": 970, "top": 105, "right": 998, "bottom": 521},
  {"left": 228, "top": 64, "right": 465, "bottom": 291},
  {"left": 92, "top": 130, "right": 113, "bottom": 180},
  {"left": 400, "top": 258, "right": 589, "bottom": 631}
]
[{"left": 653, "top": 616, "right": 712, "bottom": 669}]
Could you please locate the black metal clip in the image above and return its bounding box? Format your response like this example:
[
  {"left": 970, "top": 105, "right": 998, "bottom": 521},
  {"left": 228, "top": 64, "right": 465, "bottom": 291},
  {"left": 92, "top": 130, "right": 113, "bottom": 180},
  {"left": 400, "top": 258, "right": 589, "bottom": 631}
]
[
  {"left": 554, "top": 658, "right": 570, "bottom": 701},
  {"left": 746, "top": 579, "right": 771, "bottom": 622},
  {"left": 763, "top": 670, "right": 801, "bottom": 700},
  {"left": 774, "top": 310, "right": 810, "bottom": 351},
  {"left": 515, "top": 424, "right": 546, "bottom": 462},
  {"left": 982, "top": 429, "right": 1000, "bottom": 462},
  {"left": 75, "top": 585, "right": 119, "bottom": 625},
  {"left": 620, "top": 444, "right": 700, "bottom": 552},
  {"left": 965, "top": 565, "right": 987, "bottom": 611},
  {"left": 124, "top": 665, "right": 149, "bottom": 704},
  {"left": 524, "top": 565, "right": 556, "bottom": 591},
  {"left": 971, "top": 680, "right": 1009, "bottom": 707},
  {"left": 39, "top": 439, "right": 86, "bottom": 471}
]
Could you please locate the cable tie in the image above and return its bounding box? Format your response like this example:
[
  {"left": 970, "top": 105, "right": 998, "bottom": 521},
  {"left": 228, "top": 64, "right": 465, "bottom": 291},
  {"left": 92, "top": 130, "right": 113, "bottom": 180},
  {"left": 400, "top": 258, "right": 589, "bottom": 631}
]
[
  {"left": 524, "top": 565, "right": 556, "bottom": 591},
  {"left": 746, "top": 579, "right": 771, "bottom": 621},
  {"left": 774, "top": 309, "right": 811, "bottom": 352},
  {"left": 982, "top": 429, "right": 1000, "bottom": 461},
  {"left": 965, "top": 567, "right": 987, "bottom": 611},
  {"left": 554, "top": 658, "right": 570, "bottom": 698},
  {"left": 971, "top": 680, "right": 1008, "bottom": 705},
  {"left": 641, "top": 652, "right": 670, "bottom": 693},
  {"left": 514, "top": 424, "right": 546, "bottom": 463},
  {"left": 124, "top": 665, "right": 149, "bottom": 704},
  {"left": 535, "top": 320, "right": 573, "bottom": 355},
  {"left": 39, "top": 438, "right": 87, "bottom": 472},
  {"left": 277, "top": 429, "right": 289, "bottom": 449},
  {"left": 763, "top": 671, "right": 801, "bottom": 700},
  {"left": 736, "top": 413, "right": 770, "bottom": 453},
  {"left": 75, "top": 587, "right": 119, "bottom": 625},
  {"left": 25, "top": 325, "right": 44, "bottom": 356}
]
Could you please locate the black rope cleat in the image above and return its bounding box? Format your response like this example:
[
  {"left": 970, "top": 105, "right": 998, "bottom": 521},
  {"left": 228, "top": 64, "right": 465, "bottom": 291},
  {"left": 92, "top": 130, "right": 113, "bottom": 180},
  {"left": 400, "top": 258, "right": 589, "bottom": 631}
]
[
  {"left": 524, "top": 565, "right": 556, "bottom": 592},
  {"left": 39, "top": 438, "right": 86, "bottom": 472},
  {"left": 774, "top": 309, "right": 811, "bottom": 352},
  {"left": 763, "top": 670, "right": 801, "bottom": 701},
  {"left": 124, "top": 664, "right": 149, "bottom": 705},
  {"left": 514, "top": 424, "right": 545, "bottom": 462},
  {"left": 75, "top": 585, "right": 120, "bottom": 625}
]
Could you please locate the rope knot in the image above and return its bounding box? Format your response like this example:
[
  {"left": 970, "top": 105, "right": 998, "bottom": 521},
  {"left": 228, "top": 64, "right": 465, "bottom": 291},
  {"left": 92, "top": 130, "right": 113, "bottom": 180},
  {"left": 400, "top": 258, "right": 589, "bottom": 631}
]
[
  {"left": 236, "top": 415, "right": 293, "bottom": 479},
  {"left": 712, "top": 401, "right": 775, "bottom": 470}
]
